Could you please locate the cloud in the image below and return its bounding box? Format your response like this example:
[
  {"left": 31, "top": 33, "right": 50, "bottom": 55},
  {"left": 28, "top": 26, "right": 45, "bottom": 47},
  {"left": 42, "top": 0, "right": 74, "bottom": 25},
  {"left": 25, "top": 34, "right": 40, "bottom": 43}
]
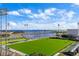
[
  {"left": 73, "top": 3, "right": 79, "bottom": 6},
  {"left": 8, "top": 8, "right": 32, "bottom": 16},
  {"left": 21, "top": 23, "right": 55, "bottom": 30},
  {"left": 6, "top": 20, "right": 78, "bottom": 30},
  {"left": 27, "top": 8, "right": 56, "bottom": 20},
  {"left": 56, "top": 9, "right": 76, "bottom": 22},
  {"left": 44, "top": 8, "right": 56, "bottom": 15},
  {"left": 8, "top": 11, "right": 21, "bottom": 16},
  {"left": 66, "top": 11, "right": 75, "bottom": 18},
  {"left": 53, "top": 22, "right": 77, "bottom": 29},
  {"left": 71, "top": 3, "right": 79, "bottom": 7},
  {"left": 21, "top": 8, "right": 77, "bottom": 30},
  {"left": 27, "top": 8, "right": 76, "bottom": 23},
  {"left": 28, "top": 13, "right": 49, "bottom": 20},
  {"left": 7, "top": 7, "right": 78, "bottom": 30},
  {"left": 5, "top": 21, "right": 17, "bottom": 30},
  {"left": 38, "top": 13, "right": 50, "bottom": 20},
  {"left": 18, "top": 8, "right": 32, "bottom": 14},
  {"left": 33, "top": 14, "right": 39, "bottom": 18},
  {"left": 8, "top": 21, "right": 17, "bottom": 26}
]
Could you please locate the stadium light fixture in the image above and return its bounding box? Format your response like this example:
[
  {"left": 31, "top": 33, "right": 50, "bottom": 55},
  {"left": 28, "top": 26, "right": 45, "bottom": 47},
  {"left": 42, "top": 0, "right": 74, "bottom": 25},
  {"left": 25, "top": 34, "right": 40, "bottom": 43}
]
[{"left": 0, "top": 8, "right": 8, "bottom": 56}]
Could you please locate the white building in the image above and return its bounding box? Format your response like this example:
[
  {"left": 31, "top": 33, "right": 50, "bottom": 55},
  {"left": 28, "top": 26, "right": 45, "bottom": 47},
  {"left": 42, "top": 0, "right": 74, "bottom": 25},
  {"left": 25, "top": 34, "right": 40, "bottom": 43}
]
[
  {"left": 67, "top": 29, "right": 79, "bottom": 36},
  {"left": 67, "top": 29, "right": 79, "bottom": 40},
  {"left": 67, "top": 22, "right": 79, "bottom": 36}
]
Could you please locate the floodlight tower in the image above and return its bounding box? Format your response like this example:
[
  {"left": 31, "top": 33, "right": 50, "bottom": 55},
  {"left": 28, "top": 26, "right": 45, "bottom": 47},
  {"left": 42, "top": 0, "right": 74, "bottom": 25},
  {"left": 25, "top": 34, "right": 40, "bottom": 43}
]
[
  {"left": 57, "top": 24, "right": 60, "bottom": 37},
  {"left": 24, "top": 24, "right": 28, "bottom": 38},
  {"left": 78, "top": 22, "right": 79, "bottom": 36},
  {"left": 0, "top": 8, "right": 8, "bottom": 56}
]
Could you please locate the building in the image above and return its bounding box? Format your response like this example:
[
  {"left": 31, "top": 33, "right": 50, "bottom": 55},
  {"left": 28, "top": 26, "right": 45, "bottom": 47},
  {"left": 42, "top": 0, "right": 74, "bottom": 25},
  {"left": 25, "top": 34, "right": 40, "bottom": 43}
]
[
  {"left": 67, "top": 23, "right": 79, "bottom": 40},
  {"left": 67, "top": 29, "right": 78, "bottom": 36},
  {"left": 67, "top": 29, "right": 79, "bottom": 40}
]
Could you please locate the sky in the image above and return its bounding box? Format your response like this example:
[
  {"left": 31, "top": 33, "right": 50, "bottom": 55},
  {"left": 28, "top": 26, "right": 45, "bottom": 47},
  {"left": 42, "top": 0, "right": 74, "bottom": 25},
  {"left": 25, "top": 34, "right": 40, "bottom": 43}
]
[{"left": 0, "top": 3, "right": 79, "bottom": 30}]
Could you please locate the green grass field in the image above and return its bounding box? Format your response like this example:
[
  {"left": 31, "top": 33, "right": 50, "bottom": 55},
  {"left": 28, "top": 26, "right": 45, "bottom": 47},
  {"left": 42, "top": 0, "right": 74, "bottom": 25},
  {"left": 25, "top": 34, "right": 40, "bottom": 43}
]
[{"left": 8, "top": 38, "right": 74, "bottom": 56}]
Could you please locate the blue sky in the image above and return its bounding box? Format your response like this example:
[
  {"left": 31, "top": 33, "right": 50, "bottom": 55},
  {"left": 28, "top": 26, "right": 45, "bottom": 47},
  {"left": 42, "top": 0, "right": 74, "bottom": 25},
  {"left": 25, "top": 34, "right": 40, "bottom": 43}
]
[{"left": 0, "top": 3, "right": 79, "bottom": 30}]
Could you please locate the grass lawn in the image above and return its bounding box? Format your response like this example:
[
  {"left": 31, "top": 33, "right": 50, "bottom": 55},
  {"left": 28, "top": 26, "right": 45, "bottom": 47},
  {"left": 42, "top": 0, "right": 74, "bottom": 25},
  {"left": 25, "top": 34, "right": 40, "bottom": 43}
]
[{"left": 8, "top": 37, "right": 74, "bottom": 56}]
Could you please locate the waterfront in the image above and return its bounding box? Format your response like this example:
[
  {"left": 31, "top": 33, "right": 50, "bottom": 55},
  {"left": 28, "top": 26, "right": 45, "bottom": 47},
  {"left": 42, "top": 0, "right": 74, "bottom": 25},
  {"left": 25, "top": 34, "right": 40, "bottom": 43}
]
[{"left": 0, "top": 30, "right": 57, "bottom": 39}]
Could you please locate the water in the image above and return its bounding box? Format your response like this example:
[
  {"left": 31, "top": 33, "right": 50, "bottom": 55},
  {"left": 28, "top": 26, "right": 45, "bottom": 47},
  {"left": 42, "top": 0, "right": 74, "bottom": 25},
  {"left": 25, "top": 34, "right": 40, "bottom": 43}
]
[
  {"left": 0, "top": 30, "right": 55, "bottom": 32},
  {"left": 0, "top": 30, "right": 56, "bottom": 39},
  {"left": 22, "top": 33, "right": 56, "bottom": 39},
  {"left": 21, "top": 30, "right": 56, "bottom": 39}
]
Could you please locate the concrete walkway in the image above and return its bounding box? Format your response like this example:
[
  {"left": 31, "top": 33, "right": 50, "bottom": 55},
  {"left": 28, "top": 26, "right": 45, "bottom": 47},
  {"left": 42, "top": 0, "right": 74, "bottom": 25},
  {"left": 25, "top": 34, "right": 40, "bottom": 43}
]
[{"left": 9, "top": 48, "right": 28, "bottom": 56}]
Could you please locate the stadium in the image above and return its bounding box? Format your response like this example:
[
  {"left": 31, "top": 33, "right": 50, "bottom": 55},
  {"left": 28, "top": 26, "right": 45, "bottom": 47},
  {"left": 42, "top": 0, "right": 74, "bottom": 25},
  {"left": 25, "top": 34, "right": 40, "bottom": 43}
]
[{"left": 0, "top": 3, "right": 79, "bottom": 56}]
